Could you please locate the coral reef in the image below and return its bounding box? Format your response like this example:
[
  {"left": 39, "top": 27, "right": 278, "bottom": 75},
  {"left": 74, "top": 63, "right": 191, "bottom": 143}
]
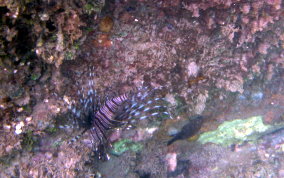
[
  {"left": 0, "top": 0, "right": 103, "bottom": 67},
  {"left": 1, "top": 0, "right": 284, "bottom": 177}
]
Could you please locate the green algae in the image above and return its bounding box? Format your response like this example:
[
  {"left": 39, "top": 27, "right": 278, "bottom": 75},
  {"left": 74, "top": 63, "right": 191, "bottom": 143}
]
[
  {"left": 84, "top": 4, "right": 96, "bottom": 15},
  {"left": 198, "top": 116, "right": 272, "bottom": 147},
  {"left": 30, "top": 73, "right": 41, "bottom": 81},
  {"left": 44, "top": 126, "right": 58, "bottom": 135},
  {"left": 21, "top": 130, "right": 38, "bottom": 151},
  {"left": 111, "top": 139, "right": 143, "bottom": 156}
]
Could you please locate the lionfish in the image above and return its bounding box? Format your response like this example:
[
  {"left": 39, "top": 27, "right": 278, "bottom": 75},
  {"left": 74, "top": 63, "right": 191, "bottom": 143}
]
[{"left": 61, "top": 66, "right": 169, "bottom": 160}]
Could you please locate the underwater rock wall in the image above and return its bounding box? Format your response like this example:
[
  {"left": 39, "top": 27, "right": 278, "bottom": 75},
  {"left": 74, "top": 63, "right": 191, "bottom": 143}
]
[{"left": 0, "top": 0, "right": 284, "bottom": 177}]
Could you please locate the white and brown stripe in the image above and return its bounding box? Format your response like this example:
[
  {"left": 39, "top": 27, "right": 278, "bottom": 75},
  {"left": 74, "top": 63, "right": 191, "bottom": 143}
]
[
  {"left": 96, "top": 94, "right": 128, "bottom": 122},
  {"left": 90, "top": 94, "right": 129, "bottom": 144},
  {"left": 67, "top": 85, "right": 170, "bottom": 155}
]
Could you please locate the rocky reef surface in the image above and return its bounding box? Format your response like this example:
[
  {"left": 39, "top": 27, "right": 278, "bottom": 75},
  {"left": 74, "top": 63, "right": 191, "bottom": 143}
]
[{"left": 1, "top": 0, "right": 284, "bottom": 177}]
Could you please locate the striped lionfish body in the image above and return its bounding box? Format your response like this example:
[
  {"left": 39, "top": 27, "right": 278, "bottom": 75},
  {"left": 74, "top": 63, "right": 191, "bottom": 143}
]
[
  {"left": 64, "top": 66, "right": 169, "bottom": 159},
  {"left": 89, "top": 94, "right": 129, "bottom": 144}
]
